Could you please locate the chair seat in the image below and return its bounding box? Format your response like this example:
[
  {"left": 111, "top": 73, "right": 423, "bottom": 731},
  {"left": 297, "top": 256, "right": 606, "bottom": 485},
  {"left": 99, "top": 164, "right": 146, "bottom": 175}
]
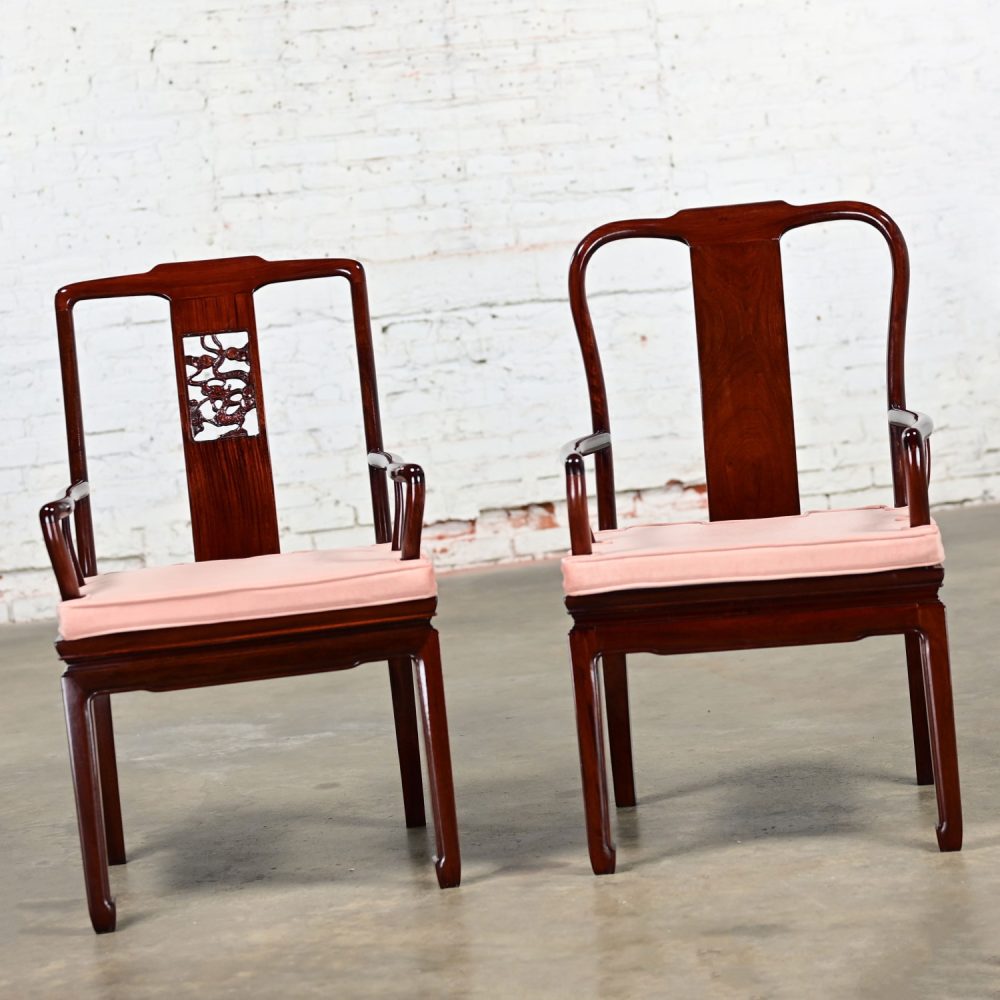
[
  {"left": 561, "top": 505, "right": 943, "bottom": 596},
  {"left": 58, "top": 544, "right": 437, "bottom": 641}
]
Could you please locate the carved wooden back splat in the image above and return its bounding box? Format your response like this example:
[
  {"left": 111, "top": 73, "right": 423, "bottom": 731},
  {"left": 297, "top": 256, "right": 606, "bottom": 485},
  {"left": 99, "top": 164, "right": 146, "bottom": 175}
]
[
  {"left": 568, "top": 200, "right": 910, "bottom": 524},
  {"left": 170, "top": 291, "right": 278, "bottom": 561}
]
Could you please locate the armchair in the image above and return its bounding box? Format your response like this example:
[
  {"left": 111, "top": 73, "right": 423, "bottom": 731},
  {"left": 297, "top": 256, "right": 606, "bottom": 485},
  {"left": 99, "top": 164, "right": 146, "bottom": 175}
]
[
  {"left": 559, "top": 201, "right": 960, "bottom": 874},
  {"left": 41, "top": 256, "right": 460, "bottom": 932}
]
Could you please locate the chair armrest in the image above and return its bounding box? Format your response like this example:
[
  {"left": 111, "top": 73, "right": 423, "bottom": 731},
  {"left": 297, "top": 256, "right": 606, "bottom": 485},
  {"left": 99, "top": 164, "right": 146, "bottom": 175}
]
[
  {"left": 888, "top": 409, "right": 932, "bottom": 527},
  {"left": 561, "top": 432, "right": 612, "bottom": 556},
  {"left": 367, "top": 451, "right": 426, "bottom": 560},
  {"left": 560, "top": 431, "right": 612, "bottom": 463},
  {"left": 889, "top": 408, "right": 934, "bottom": 439},
  {"left": 39, "top": 481, "right": 90, "bottom": 600}
]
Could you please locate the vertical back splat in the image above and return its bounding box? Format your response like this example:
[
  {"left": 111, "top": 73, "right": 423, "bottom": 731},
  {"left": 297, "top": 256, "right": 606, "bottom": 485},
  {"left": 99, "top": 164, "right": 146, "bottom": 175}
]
[
  {"left": 170, "top": 292, "right": 279, "bottom": 561},
  {"left": 689, "top": 239, "right": 799, "bottom": 521}
]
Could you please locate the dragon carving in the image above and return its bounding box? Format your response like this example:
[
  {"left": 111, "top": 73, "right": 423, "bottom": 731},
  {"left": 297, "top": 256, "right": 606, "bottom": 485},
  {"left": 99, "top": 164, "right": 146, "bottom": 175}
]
[{"left": 183, "top": 333, "right": 258, "bottom": 440}]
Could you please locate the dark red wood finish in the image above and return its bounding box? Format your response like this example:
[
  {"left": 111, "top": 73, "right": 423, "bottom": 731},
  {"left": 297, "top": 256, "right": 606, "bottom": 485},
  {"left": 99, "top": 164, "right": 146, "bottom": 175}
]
[
  {"left": 562, "top": 201, "right": 960, "bottom": 873},
  {"left": 41, "top": 257, "right": 460, "bottom": 933}
]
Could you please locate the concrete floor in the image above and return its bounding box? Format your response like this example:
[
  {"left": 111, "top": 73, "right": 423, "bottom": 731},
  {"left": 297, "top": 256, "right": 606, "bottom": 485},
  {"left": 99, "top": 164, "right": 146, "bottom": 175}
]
[{"left": 1, "top": 506, "right": 999, "bottom": 999}]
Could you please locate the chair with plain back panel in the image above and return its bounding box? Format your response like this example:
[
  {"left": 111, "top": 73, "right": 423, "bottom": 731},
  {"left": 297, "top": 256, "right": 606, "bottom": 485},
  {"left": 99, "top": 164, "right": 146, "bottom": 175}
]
[
  {"left": 560, "top": 200, "right": 961, "bottom": 874},
  {"left": 40, "top": 256, "right": 460, "bottom": 933}
]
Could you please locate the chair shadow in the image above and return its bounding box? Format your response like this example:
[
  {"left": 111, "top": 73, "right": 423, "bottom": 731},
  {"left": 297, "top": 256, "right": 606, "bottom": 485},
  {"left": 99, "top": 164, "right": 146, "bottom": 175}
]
[
  {"left": 133, "top": 801, "right": 437, "bottom": 894},
  {"left": 607, "top": 757, "right": 942, "bottom": 866},
  {"left": 114, "top": 752, "right": 942, "bottom": 904},
  {"left": 124, "top": 767, "right": 591, "bottom": 897}
]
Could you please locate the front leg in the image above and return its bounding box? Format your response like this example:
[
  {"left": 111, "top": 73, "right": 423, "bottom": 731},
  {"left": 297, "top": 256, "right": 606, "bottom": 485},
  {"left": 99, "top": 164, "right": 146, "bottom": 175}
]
[
  {"left": 917, "top": 604, "right": 962, "bottom": 851},
  {"left": 62, "top": 675, "right": 116, "bottom": 932},
  {"left": 570, "top": 629, "right": 616, "bottom": 874},
  {"left": 414, "top": 630, "right": 460, "bottom": 888}
]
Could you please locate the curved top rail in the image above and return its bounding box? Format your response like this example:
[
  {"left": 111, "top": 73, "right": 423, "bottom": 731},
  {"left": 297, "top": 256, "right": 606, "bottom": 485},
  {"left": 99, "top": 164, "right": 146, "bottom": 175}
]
[
  {"left": 56, "top": 256, "right": 366, "bottom": 310},
  {"left": 569, "top": 198, "right": 910, "bottom": 430}
]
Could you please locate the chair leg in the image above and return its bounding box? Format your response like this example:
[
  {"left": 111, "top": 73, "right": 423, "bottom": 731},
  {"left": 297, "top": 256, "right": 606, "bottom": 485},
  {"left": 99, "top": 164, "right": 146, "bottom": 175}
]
[
  {"left": 413, "top": 631, "right": 461, "bottom": 888},
  {"left": 570, "top": 629, "right": 616, "bottom": 875},
  {"left": 387, "top": 657, "right": 426, "bottom": 828},
  {"left": 904, "top": 632, "right": 934, "bottom": 786},
  {"left": 62, "top": 676, "right": 116, "bottom": 933},
  {"left": 602, "top": 652, "right": 636, "bottom": 807},
  {"left": 918, "top": 605, "right": 962, "bottom": 852},
  {"left": 92, "top": 694, "right": 127, "bottom": 864}
]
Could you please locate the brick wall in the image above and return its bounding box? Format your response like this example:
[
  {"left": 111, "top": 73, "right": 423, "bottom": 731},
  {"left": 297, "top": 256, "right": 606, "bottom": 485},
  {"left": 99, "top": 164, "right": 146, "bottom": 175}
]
[{"left": 3, "top": 0, "right": 999, "bottom": 621}]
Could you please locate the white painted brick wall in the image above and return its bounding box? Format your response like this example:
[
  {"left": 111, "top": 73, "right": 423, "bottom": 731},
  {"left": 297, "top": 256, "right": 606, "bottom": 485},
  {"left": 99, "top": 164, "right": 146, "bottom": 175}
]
[{"left": 3, "top": 0, "right": 1000, "bottom": 622}]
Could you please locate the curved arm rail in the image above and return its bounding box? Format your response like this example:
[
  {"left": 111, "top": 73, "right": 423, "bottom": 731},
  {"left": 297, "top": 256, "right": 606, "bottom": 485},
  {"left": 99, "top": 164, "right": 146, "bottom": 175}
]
[
  {"left": 367, "top": 451, "right": 426, "bottom": 560},
  {"left": 39, "top": 481, "right": 90, "bottom": 600},
  {"left": 561, "top": 432, "right": 612, "bottom": 556}
]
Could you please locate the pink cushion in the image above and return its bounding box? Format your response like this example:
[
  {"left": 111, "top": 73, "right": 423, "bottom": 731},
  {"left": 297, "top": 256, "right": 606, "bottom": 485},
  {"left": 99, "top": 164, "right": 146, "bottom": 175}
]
[
  {"left": 58, "top": 544, "right": 437, "bottom": 641},
  {"left": 562, "top": 506, "right": 944, "bottom": 596}
]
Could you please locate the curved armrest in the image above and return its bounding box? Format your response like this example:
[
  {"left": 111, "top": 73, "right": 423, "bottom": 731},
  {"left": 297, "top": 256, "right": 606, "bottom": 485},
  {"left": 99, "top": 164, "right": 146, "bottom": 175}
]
[
  {"left": 367, "top": 451, "right": 426, "bottom": 560},
  {"left": 888, "top": 409, "right": 932, "bottom": 527},
  {"left": 561, "top": 432, "right": 612, "bottom": 556},
  {"left": 39, "top": 481, "right": 90, "bottom": 600},
  {"left": 560, "top": 431, "right": 612, "bottom": 463},
  {"left": 889, "top": 408, "right": 934, "bottom": 439}
]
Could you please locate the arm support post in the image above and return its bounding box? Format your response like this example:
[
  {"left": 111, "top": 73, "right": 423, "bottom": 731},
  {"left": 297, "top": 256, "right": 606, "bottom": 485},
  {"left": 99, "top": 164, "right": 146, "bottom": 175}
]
[
  {"left": 39, "top": 481, "right": 90, "bottom": 600},
  {"left": 367, "top": 452, "right": 426, "bottom": 560},
  {"left": 889, "top": 409, "right": 933, "bottom": 527},
  {"left": 561, "top": 432, "right": 612, "bottom": 556}
]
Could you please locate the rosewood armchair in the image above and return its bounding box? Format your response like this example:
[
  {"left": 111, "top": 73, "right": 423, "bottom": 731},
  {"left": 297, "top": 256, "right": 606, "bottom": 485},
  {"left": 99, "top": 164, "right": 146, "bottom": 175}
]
[
  {"left": 40, "top": 256, "right": 460, "bottom": 933},
  {"left": 560, "top": 201, "right": 961, "bottom": 874}
]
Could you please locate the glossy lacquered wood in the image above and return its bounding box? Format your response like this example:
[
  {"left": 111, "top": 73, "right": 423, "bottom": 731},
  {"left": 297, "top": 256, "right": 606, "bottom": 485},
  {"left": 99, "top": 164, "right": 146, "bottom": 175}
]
[
  {"left": 562, "top": 201, "right": 961, "bottom": 873},
  {"left": 41, "top": 257, "right": 460, "bottom": 933}
]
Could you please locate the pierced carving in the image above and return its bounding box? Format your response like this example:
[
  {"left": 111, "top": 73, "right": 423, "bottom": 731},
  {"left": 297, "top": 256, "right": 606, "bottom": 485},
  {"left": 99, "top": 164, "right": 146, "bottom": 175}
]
[{"left": 183, "top": 331, "right": 260, "bottom": 441}]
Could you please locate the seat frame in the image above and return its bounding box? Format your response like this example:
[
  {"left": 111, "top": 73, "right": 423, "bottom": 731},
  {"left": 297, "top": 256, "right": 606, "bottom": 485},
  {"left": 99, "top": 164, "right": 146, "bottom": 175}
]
[
  {"left": 561, "top": 201, "right": 960, "bottom": 873},
  {"left": 40, "top": 257, "right": 460, "bottom": 933}
]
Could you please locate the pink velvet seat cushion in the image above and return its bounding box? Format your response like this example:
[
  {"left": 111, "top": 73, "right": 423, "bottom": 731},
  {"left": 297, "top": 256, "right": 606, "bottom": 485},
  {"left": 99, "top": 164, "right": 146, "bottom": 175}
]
[
  {"left": 562, "top": 506, "right": 944, "bottom": 597},
  {"left": 58, "top": 544, "right": 437, "bottom": 641}
]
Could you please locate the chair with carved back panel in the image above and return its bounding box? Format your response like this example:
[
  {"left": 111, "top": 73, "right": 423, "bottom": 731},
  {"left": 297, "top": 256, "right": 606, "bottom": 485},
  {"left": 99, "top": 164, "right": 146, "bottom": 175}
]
[
  {"left": 560, "top": 200, "right": 961, "bottom": 873},
  {"left": 40, "top": 256, "right": 460, "bottom": 933}
]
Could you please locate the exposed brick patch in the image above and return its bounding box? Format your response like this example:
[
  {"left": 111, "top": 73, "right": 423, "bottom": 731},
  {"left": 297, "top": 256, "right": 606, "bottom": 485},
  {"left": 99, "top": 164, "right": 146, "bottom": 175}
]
[{"left": 505, "top": 502, "right": 558, "bottom": 531}]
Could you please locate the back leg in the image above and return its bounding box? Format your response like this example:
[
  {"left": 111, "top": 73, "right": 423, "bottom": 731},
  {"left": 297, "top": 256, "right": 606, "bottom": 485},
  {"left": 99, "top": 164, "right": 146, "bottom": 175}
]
[
  {"left": 92, "top": 694, "right": 127, "bottom": 864},
  {"left": 904, "top": 632, "right": 934, "bottom": 785},
  {"left": 602, "top": 652, "right": 636, "bottom": 807},
  {"left": 62, "top": 676, "right": 116, "bottom": 933},
  {"left": 388, "top": 657, "right": 426, "bottom": 828},
  {"left": 918, "top": 604, "right": 962, "bottom": 851}
]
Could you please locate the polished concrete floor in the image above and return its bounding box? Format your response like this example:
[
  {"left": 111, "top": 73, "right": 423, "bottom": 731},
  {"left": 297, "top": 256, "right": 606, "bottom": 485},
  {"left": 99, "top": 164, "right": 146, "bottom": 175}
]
[{"left": 2, "top": 505, "right": 999, "bottom": 998}]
